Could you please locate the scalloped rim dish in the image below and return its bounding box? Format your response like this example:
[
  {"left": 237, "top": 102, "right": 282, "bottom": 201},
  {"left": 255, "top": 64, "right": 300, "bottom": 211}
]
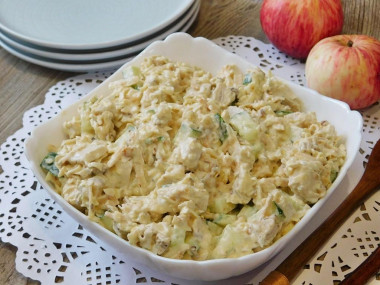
[
  {"left": 0, "top": 9, "right": 199, "bottom": 72},
  {"left": 0, "top": 0, "right": 199, "bottom": 62},
  {"left": 0, "top": 0, "right": 194, "bottom": 50},
  {"left": 25, "top": 33, "right": 362, "bottom": 281}
]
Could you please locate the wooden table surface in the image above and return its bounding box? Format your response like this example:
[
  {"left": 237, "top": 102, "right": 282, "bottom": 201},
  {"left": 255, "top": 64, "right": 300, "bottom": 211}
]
[{"left": 0, "top": 1, "right": 379, "bottom": 284}]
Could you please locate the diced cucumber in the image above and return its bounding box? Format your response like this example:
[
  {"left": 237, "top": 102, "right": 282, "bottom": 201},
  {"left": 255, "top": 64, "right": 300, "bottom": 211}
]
[
  {"left": 122, "top": 65, "right": 142, "bottom": 79},
  {"left": 81, "top": 118, "right": 93, "bottom": 134},
  {"left": 243, "top": 73, "right": 252, "bottom": 85},
  {"left": 96, "top": 212, "right": 114, "bottom": 232},
  {"left": 175, "top": 123, "right": 202, "bottom": 143},
  {"left": 80, "top": 101, "right": 94, "bottom": 134},
  {"left": 185, "top": 237, "right": 200, "bottom": 256},
  {"left": 238, "top": 205, "right": 258, "bottom": 219},
  {"left": 206, "top": 221, "right": 223, "bottom": 235},
  {"left": 170, "top": 224, "right": 187, "bottom": 247},
  {"left": 208, "top": 195, "right": 235, "bottom": 214},
  {"left": 228, "top": 108, "right": 258, "bottom": 144},
  {"left": 123, "top": 66, "right": 143, "bottom": 89},
  {"left": 275, "top": 110, "right": 293, "bottom": 116},
  {"left": 40, "top": 152, "right": 59, "bottom": 177},
  {"left": 330, "top": 170, "right": 338, "bottom": 182},
  {"left": 213, "top": 213, "right": 237, "bottom": 226}
]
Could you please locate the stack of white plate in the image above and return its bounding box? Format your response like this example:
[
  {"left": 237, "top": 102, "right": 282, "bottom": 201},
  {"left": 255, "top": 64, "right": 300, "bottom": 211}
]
[{"left": 0, "top": 0, "right": 199, "bottom": 72}]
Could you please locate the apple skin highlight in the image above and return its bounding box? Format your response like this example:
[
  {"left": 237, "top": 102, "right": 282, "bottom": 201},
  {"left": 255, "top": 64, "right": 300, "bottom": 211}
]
[
  {"left": 260, "top": 0, "right": 344, "bottom": 59},
  {"left": 305, "top": 35, "right": 380, "bottom": 110}
]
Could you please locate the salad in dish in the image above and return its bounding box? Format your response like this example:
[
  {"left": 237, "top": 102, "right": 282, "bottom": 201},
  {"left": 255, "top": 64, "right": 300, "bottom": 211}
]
[{"left": 41, "top": 55, "right": 346, "bottom": 260}]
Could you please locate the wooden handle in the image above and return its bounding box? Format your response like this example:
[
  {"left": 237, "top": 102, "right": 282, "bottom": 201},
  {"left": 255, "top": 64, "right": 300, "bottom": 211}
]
[
  {"left": 263, "top": 140, "right": 380, "bottom": 282},
  {"left": 340, "top": 245, "right": 380, "bottom": 285},
  {"left": 260, "top": 271, "right": 289, "bottom": 285}
]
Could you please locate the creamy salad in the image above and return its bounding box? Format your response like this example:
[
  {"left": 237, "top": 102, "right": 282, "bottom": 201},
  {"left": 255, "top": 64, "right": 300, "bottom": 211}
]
[{"left": 41, "top": 56, "right": 346, "bottom": 260}]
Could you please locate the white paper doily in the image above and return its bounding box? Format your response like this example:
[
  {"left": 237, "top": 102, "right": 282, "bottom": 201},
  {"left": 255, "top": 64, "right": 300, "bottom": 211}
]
[{"left": 0, "top": 36, "right": 379, "bottom": 285}]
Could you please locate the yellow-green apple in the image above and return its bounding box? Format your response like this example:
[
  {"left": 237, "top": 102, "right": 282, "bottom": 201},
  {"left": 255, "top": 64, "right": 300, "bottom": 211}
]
[
  {"left": 260, "top": 0, "right": 343, "bottom": 59},
  {"left": 305, "top": 35, "right": 380, "bottom": 110}
]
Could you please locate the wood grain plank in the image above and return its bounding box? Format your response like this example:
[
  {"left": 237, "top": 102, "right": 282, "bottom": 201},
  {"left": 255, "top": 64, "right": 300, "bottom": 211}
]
[
  {"left": 0, "top": 49, "right": 71, "bottom": 142},
  {"left": 341, "top": 0, "right": 380, "bottom": 39}
]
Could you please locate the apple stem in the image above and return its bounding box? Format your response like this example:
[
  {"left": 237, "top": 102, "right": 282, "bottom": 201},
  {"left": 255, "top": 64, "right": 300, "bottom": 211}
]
[{"left": 347, "top": 40, "right": 354, "bottom": 47}]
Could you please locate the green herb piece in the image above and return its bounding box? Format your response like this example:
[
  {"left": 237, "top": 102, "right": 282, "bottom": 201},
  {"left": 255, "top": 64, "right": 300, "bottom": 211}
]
[
  {"left": 40, "top": 152, "right": 59, "bottom": 177},
  {"left": 215, "top": 113, "right": 228, "bottom": 143},
  {"left": 243, "top": 74, "right": 252, "bottom": 85},
  {"left": 131, "top": 84, "right": 140, "bottom": 90},
  {"left": 273, "top": 201, "right": 285, "bottom": 218},
  {"left": 190, "top": 128, "right": 202, "bottom": 138}
]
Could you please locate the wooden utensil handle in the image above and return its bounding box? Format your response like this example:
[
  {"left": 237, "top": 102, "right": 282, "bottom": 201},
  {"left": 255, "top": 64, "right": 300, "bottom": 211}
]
[
  {"left": 340, "top": 245, "right": 380, "bottom": 285},
  {"left": 260, "top": 271, "right": 290, "bottom": 285}
]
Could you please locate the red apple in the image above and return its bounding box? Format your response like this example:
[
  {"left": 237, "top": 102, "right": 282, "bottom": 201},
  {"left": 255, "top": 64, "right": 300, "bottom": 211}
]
[
  {"left": 305, "top": 35, "right": 380, "bottom": 110},
  {"left": 260, "top": 0, "right": 343, "bottom": 59}
]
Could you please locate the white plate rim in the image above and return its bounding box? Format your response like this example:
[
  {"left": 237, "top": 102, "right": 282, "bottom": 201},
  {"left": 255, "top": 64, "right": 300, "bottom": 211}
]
[
  {"left": 24, "top": 33, "right": 363, "bottom": 280},
  {"left": 0, "top": 0, "right": 195, "bottom": 50},
  {"left": 0, "top": 0, "right": 199, "bottom": 62},
  {"left": 0, "top": 7, "right": 199, "bottom": 72}
]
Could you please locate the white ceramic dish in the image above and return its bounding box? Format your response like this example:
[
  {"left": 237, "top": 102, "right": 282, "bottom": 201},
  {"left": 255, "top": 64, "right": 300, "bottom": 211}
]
[
  {"left": 0, "top": 37, "right": 135, "bottom": 72},
  {"left": 0, "top": 0, "right": 199, "bottom": 61},
  {"left": 0, "top": 7, "right": 199, "bottom": 72},
  {"left": 25, "top": 33, "right": 363, "bottom": 281},
  {"left": 0, "top": 0, "right": 194, "bottom": 50}
]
